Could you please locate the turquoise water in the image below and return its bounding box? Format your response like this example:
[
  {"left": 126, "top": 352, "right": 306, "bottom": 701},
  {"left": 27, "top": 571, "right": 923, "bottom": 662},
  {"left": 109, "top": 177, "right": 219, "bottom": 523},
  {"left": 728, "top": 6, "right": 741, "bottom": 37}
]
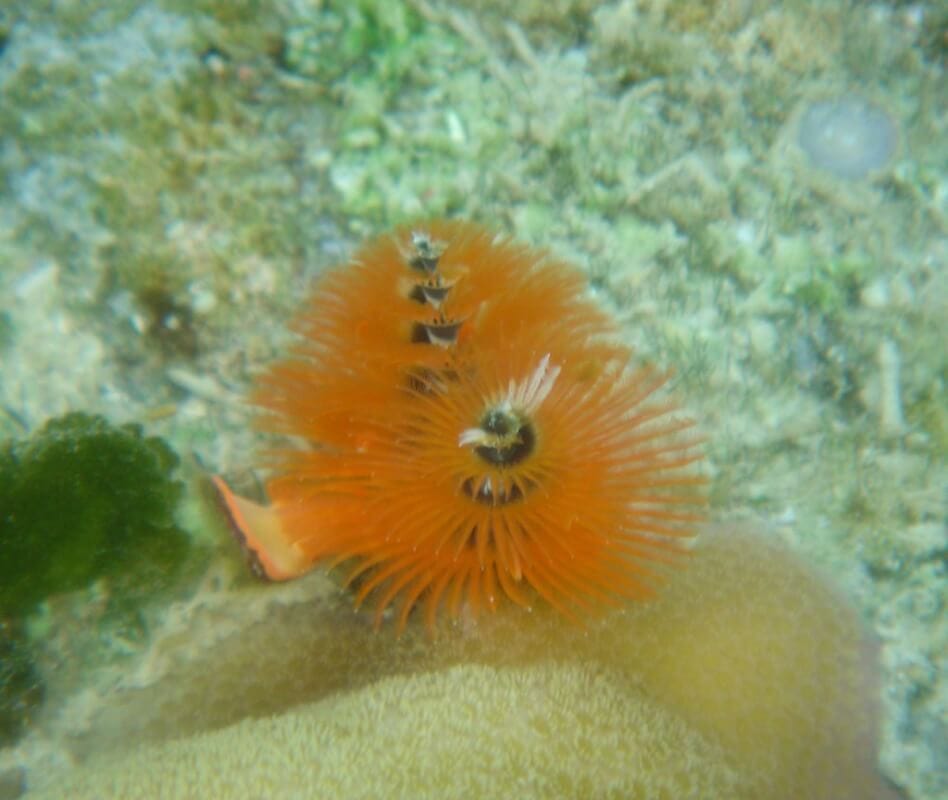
[{"left": 0, "top": 2, "right": 944, "bottom": 798}]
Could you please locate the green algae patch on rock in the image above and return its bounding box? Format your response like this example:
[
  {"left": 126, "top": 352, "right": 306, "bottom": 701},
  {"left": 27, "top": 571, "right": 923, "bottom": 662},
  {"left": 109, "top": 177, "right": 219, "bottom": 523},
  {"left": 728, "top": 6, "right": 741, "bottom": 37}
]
[{"left": 0, "top": 413, "right": 193, "bottom": 619}]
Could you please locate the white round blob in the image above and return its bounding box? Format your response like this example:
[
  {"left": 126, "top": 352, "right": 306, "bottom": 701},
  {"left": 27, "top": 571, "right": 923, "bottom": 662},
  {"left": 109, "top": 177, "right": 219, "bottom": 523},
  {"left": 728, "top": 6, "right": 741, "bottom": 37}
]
[{"left": 796, "top": 96, "right": 898, "bottom": 180}]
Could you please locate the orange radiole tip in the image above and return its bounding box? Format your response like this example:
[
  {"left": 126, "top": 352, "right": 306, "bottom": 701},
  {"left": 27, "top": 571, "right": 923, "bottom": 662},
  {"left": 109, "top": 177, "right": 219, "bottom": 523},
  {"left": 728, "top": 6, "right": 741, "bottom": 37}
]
[
  {"left": 214, "top": 220, "right": 706, "bottom": 631},
  {"left": 211, "top": 475, "right": 310, "bottom": 582}
]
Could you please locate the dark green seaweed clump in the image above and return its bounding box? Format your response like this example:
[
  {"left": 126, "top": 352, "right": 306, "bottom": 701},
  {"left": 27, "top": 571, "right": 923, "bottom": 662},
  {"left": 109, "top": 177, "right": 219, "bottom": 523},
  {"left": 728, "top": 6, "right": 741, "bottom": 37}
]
[{"left": 0, "top": 413, "right": 192, "bottom": 619}]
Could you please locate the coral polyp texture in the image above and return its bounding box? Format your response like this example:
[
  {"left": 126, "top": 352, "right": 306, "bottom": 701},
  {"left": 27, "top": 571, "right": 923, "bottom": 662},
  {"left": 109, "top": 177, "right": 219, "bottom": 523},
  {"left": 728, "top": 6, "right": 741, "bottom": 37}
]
[
  {"left": 21, "top": 526, "right": 896, "bottom": 800},
  {"left": 215, "top": 220, "right": 704, "bottom": 630}
]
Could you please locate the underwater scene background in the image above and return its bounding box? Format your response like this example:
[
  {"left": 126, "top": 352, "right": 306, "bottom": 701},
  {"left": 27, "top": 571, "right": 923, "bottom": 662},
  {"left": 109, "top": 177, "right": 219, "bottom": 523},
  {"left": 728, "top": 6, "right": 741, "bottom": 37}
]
[{"left": 0, "top": 1, "right": 944, "bottom": 798}]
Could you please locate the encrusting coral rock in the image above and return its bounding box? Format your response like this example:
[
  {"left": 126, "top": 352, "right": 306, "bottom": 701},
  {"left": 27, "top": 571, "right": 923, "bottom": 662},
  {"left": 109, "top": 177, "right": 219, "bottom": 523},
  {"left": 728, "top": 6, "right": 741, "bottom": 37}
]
[{"left": 18, "top": 524, "right": 897, "bottom": 799}]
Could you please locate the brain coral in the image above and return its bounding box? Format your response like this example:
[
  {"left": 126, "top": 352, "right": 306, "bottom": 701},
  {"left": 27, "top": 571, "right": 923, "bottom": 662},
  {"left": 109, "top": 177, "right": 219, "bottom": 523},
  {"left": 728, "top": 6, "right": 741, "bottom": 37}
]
[
  {"left": 18, "top": 525, "right": 896, "bottom": 800},
  {"left": 24, "top": 663, "right": 748, "bottom": 800}
]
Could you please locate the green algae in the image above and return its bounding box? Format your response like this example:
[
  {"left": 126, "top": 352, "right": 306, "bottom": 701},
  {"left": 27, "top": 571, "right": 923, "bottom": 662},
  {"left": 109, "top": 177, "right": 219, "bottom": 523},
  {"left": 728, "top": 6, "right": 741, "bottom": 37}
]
[
  {"left": 0, "top": 412, "right": 205, "bottom": 747},
  {"left": 0, "top": 413, "right": 193, "bottom": 620}
]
